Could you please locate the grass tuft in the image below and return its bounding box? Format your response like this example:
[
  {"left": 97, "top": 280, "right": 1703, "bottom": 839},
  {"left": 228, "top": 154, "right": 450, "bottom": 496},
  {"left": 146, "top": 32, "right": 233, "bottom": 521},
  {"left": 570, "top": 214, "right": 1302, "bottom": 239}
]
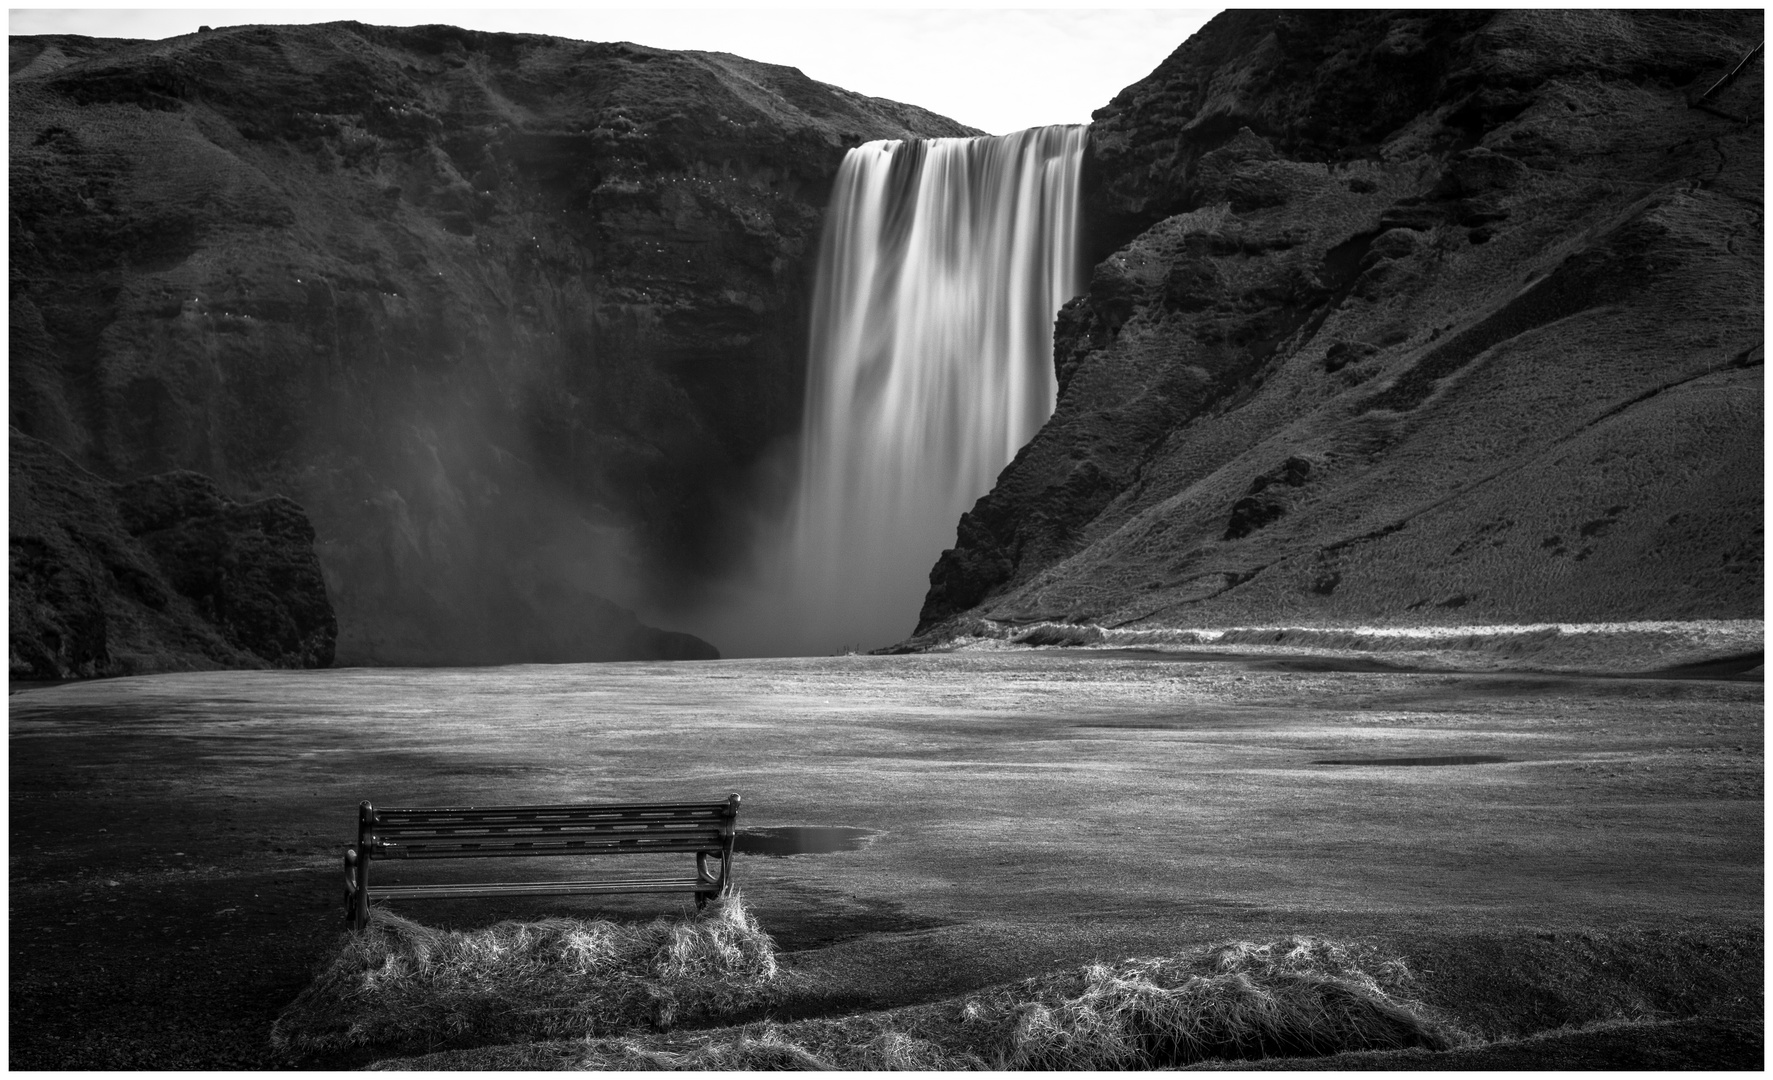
[
  {"left": 691, "top": 1026, "right": 833, "bottom": 1070},
  {"left": 562, "top": 1024, "right": 833, "bottom": 1071},
  {"left": 964, "top": 935, "right": 1456, "bottom": 1069},
  {"left": 270, "top": 893, "right": 779, "bottom": 1059},
  {"left": 340, "top": 929, "right": 1459, "bottom": 1070},
  {"left": 854, "top": 1028, "right": 956, "bottom": 1070}
]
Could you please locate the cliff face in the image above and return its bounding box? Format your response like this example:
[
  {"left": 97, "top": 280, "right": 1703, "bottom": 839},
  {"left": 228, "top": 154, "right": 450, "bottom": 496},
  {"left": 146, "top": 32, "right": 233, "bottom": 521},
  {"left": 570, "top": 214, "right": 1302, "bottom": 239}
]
[
  {"left": 11, "top": 429, "right": 337, "bottom": 678},
  {"left": 10, "top": 23, "right": 976, "bottom": 665},
  {"left": 918, "top": 10, "right": 1762, "bottom": 642}
]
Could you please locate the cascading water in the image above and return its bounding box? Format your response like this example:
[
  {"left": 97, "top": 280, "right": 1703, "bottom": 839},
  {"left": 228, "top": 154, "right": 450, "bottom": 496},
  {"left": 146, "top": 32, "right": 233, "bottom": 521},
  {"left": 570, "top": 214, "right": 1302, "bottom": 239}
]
[{"left": 700, "top": 125, "right": 1087, "bottom": 656}]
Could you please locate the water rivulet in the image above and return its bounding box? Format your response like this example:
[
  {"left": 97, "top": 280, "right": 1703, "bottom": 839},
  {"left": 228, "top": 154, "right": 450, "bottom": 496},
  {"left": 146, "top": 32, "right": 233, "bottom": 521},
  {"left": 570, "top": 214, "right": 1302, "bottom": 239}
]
[{"left": 720, "top": 126, "right": 1087, "bottom": 655}]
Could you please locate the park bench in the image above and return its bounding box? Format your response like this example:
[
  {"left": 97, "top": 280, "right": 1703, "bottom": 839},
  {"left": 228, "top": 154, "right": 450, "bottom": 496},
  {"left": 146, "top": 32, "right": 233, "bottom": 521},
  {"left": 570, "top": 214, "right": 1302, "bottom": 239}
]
[{"left": 343, "top": 793, "right": 740, "bottom": 930}]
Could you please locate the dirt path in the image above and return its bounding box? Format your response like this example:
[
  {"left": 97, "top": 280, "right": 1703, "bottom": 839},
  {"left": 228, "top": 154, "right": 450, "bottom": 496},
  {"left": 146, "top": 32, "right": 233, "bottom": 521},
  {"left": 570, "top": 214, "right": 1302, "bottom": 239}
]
[{"left": 9, "top": 653, "right": 1762, "bottom": 1067}]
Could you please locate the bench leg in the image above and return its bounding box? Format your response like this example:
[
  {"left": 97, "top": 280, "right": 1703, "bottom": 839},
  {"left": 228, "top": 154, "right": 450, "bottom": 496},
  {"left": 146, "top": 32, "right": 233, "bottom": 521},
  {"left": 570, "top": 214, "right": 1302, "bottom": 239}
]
[
  {"left": 345, "top": 847, "right": 370, "bottom": 931},
  {"left": 351, "top": 801, "right": 374, "bottom": 931},
  {"left": 693, "top": 847, "right": 733, "bottom": 911}
]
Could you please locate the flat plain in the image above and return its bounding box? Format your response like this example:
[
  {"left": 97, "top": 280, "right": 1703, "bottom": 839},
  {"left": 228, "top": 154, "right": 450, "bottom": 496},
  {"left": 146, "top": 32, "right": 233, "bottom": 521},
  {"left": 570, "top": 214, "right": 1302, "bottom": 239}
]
[{"left": 8, "top": 650, "right": 1763, "bottom": 1068}]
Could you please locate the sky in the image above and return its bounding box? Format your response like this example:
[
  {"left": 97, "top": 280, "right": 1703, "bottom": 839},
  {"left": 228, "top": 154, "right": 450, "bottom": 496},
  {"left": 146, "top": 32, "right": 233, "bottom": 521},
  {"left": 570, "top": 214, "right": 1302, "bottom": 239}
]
[{"left": 8, "top": 6, "right": 1219, "bottom": 135}]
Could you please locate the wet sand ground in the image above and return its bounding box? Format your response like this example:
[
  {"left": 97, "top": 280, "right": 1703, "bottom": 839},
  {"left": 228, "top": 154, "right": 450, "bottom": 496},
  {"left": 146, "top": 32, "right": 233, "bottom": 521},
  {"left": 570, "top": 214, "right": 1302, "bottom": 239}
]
[{"left": 8, "top": 651, "right": 1763, "bottom": 1067}]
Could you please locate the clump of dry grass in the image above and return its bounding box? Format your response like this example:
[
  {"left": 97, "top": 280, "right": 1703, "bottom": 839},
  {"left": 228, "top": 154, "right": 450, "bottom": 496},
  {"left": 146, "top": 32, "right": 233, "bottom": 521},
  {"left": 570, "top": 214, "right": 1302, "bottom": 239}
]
[
  {"left": 853, "top": 1028, "right": 959, "bottom": 1069},
  {"left": 270, "top": 894, "right": 779, "bottom": 1059},
  {"left": 556, "top": 1021, "right": 968, "bottom": 1071},
  {"left": 368, "top": 935, "right": 1458, "bottom": 1071},
  {"left": 961, "top": 935, "right": 1456, "bottom": 1069},
  {"left": 557, "top": 1025, "right": 832, "bottom": 1070}
]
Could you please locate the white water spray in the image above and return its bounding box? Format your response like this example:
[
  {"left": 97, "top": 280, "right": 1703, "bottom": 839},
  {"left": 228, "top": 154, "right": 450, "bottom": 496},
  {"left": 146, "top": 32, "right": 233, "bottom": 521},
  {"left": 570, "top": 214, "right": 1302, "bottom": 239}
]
[{"left": 698, "top": 125, "right": 1087, "bottom": 656}]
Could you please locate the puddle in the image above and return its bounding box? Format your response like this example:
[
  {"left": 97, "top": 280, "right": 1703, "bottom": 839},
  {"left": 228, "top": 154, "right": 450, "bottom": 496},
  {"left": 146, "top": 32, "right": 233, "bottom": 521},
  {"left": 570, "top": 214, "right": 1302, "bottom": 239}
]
[
  {"left": 734, "top": 827, "right": 877, "bottom": 856},
  {"left": 1311, "top": 755, "right": 1512, "bottom": 767}
]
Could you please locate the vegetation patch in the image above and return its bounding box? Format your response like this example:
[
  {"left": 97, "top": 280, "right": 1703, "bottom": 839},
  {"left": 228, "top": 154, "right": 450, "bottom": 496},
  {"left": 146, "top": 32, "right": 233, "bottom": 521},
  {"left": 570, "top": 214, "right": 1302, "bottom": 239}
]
[
  {"left": 964, "top": 936, "right": 1457, "bottom": 1069},
  {"left": 940, "top": 619, "right": 1763, "bottom": 675},
  {"left": 1013, "top": 623, "right": 1105, "bottom": 647},
  {"left": 371, "top": 935, "right": 1459, "bottom": 1070},
  {"left": 270, "top": 895, "right": 779, "bottom": 1061}
]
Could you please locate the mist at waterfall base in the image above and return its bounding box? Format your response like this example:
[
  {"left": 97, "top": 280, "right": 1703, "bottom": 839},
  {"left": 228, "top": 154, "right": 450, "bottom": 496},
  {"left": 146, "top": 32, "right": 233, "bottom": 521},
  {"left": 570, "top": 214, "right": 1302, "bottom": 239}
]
[{"left": 682, "top": 126, "right": 1087, "bottom": 657}]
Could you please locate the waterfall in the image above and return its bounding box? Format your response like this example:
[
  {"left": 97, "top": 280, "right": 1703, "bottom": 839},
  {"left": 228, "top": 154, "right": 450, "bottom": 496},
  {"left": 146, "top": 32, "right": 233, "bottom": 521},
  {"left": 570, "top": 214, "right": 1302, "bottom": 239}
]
[{"left": 698, "top": 125, "right": 1087, "bottom": 656}]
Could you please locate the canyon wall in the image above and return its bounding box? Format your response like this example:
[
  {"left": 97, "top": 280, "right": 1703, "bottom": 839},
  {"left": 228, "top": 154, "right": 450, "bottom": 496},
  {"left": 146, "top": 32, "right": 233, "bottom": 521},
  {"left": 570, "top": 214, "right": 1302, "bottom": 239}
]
[
  {"left": 914, "top": 10, "right": 1763, "bottom": 645},
  {"left": 10, "top": 22, "right": 976, "bottom": 666}
]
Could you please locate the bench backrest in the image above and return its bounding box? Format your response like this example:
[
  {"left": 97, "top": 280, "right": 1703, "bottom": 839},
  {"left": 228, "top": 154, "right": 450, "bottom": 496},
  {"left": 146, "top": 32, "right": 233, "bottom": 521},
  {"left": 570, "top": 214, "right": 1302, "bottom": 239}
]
[{"left": 360, "top": 795, "right": 740, "bottom": 860}]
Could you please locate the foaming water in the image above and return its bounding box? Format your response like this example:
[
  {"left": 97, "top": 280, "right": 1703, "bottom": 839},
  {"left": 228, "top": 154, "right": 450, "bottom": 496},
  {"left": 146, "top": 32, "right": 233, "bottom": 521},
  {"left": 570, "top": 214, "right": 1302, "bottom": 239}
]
[{"left": 693, "top": 126, "right": 1087, "bottom": 656}]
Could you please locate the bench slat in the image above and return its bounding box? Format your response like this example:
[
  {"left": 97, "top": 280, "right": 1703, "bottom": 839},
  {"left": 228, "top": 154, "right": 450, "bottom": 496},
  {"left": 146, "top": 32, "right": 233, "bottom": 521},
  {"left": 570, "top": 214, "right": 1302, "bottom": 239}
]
[
  {"left": 369, "top": 877, "right": 711, "bottom": 899},
  {"left": 378, "top": 814, "right": 726, "bottom": 826},
  {"left": 375, "top": 840, "right": 724, "bottom": 852},
  {"left": 374, "top": 827, "right": 724, "bottom": 839},
  {"left": 376, "top": 825, "right": 723, "bottom": 837},
  {"left": 375, "top": 802, "right": 733, "bottom": 818},
  {"left": 386, "top": 840, "right": 724, "bottom": 859},
  {"left": 373, "top": 822, "right": 725, "bottom": 836},
  {"left": 377, "top": 811, "right": 726, "bottom": 819}
]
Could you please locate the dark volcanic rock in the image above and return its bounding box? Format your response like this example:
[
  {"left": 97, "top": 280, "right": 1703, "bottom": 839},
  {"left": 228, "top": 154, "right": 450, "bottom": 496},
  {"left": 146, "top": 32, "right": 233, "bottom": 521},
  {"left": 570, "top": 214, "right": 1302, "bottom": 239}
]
[
  {"left": 10, "top": 23, "right": 975, "bottom": 665},
  {"left": 10, "top": 429, "right": 337, "bottom": 678},
  {"left": 115, "top": 470, "right": 337, "bottom": 668},
  {"left": 917, "top": 10, "right": 1762, "bottom": 642},
  {"left": 1222, "top": 455, "right": 1314, "bottom": 541}
]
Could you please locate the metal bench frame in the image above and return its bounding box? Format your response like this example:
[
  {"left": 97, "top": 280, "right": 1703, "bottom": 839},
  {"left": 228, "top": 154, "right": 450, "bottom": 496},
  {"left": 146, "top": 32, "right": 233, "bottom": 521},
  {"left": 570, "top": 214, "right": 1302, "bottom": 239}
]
[{"left": 343, "top": 793, "right": 739, "bottom": 930}]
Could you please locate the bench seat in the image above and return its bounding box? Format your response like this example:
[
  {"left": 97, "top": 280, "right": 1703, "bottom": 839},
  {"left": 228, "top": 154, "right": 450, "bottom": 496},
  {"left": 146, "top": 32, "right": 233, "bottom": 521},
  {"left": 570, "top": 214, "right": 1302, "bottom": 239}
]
[{"left": 370, "top": 876, "right": 712, "bottom": 900}]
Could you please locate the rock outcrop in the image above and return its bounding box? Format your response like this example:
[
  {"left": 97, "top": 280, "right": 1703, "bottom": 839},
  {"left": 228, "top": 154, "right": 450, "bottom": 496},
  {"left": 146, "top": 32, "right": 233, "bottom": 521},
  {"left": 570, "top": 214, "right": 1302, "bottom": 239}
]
[
  {"left": 916, "top": 10, "right": 1762, "bottom": 643},
  {"left": 10, "top": 428, "right": 337, "bottom": 678},
  {"left": 11, "top": 23, "right": 976, "bottom": 665}
]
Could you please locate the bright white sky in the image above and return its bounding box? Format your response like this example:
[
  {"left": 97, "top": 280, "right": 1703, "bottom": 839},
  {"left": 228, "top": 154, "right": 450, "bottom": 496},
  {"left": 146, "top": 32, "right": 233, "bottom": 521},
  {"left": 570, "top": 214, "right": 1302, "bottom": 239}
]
[{"left": 9, "top": 6, "right": 1220, "bottom": 135}]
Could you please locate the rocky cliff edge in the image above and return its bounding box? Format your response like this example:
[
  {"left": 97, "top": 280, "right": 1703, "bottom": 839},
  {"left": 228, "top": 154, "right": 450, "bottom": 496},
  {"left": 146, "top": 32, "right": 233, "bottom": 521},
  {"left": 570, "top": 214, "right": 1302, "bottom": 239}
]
[
  {"left": 914, "top": 10, "right": 1762, "bottom": 654},
  {"left": 10, "top": 23, "right": 977, "bottom": 666}
]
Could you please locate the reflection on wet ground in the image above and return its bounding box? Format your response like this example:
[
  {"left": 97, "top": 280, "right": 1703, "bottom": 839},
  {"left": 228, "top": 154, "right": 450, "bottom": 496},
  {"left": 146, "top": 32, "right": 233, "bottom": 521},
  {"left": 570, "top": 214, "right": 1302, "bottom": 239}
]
[
  {"left": 1311, "top": 754, "right": 1512, "bottom": 767},
  {"left": 735, "top": 826, "right": 877, "bottom": 856}
]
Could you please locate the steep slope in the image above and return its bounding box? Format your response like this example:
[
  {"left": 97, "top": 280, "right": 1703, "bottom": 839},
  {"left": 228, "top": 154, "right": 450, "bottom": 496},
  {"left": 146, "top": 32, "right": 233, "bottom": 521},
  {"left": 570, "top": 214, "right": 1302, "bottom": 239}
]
[
  {"left": 10, "top": 428, "right": 336, "bottom": 678},
  {"left": 10, "top": 22, "right": 977, "bottom": 665},
  {"left": 915, "top": 10, "right": 1762, "bottom": 646}
]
